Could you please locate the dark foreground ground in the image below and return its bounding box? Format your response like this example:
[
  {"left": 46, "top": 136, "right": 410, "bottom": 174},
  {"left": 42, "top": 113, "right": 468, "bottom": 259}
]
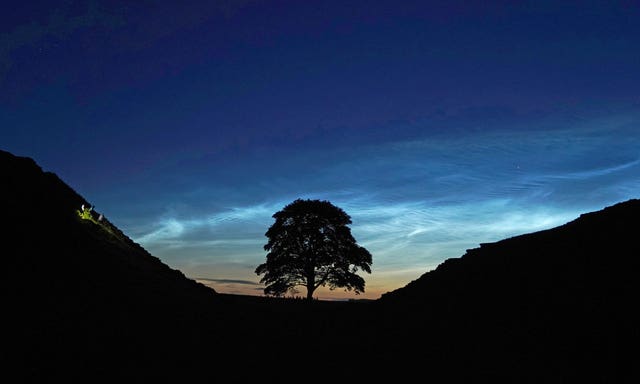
[{"left": 8, "top": 288, "right": 638, "bottom": 383}]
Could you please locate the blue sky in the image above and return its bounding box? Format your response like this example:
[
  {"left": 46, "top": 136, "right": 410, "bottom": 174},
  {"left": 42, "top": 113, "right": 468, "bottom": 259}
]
[{"left": 2, "top": 1, "right": 639, "bottom": 299}]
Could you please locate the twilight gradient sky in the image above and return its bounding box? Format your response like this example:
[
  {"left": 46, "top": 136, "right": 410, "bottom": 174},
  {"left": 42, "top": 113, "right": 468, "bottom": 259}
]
[{"left": 2, "top": 1, "right": 639, "bottom": 300}]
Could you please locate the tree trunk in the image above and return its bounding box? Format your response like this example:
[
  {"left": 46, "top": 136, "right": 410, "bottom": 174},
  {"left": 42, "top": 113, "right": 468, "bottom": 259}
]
[
  {"left": 306, "top": 286, "right": 314, "bottom": 301},
  {"left": 306, "top": 268, "right": 315, "bottom": 301}
]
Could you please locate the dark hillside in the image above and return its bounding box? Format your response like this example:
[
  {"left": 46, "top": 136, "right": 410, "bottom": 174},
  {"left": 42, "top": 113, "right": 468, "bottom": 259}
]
[
  {"left": 1, "top": 149, "right": 215, "bottom": 301},
  {"left": 1, "top": 149, "right": 221, "bottom": 379},
  {"left": 374, "top": 199, "right": 640, "bottom": 382}
]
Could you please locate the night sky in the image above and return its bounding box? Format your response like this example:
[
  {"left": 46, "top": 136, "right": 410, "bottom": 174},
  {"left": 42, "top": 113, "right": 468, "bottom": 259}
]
[{"left": 2, "top": 1, "right": 639, "bottom": 300}]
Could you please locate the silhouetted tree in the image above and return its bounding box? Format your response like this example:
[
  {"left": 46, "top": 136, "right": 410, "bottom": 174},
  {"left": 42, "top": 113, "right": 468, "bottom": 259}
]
[{"left": 255, "top": 198, "right": 372, "bottom": 300}]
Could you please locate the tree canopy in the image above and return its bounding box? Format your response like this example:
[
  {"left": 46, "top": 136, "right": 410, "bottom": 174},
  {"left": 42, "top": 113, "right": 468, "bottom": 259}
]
[{"left": 255, "top": 198, "right": 372, "bottom": 300}]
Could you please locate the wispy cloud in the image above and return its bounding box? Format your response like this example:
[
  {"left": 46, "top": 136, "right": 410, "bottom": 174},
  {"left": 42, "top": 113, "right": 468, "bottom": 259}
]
[
  {"left": 195, "top": 277, "right": 264, "bottom": 296},
  {"left": 195, "top": 278, "right": 260, "bottom": 286},
  {"left": 135, "top": 202, "right": 281, "bottom": 246},
  {"left": 127, "top": 114, "right": 640, "bottom": 298}
]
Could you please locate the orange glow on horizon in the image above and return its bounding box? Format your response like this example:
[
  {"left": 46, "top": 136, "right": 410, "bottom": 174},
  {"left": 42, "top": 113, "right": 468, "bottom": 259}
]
[{"left": 195, "top": 278, "right": 387, "bottom": 301}]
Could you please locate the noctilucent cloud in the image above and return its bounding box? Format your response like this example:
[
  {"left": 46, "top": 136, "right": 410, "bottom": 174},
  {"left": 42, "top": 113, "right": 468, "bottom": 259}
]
[{"left": 2, "top": 1, "right": 639, "bottom": 300}]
